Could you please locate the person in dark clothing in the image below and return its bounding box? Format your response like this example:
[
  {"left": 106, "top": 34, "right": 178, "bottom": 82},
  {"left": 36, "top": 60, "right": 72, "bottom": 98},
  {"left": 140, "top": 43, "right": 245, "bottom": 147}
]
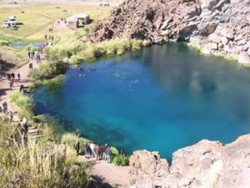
[
  {"left": 74, "top": 140, "right": 80, "bottom": 155},
  {"left": 17, "top": 73, "right": 20, "bottom": 81},
  {"left": 19, "top": 84, "right": 25, "bottom": 92},
  {"left": 31, "top": 51, "right": 35, "bottom": 59},
  {"left": 11, "top": 72, "right": 15, "bottom": 79},
  {"left": 95, "top": 144, "right": 101, "bottom": 160},
  {"left": 7, "top": 73, "right": 11, "bottom": 81},
  {"left": 2, "top": 101, "right": 8, "bottom": 114},
  {"left": 84, "top": 143, "right": 91, "bottom": 158}
]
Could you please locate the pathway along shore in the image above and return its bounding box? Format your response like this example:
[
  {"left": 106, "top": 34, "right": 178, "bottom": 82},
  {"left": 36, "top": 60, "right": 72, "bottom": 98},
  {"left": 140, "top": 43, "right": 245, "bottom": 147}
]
[{"left": 0, "top": 60, "right": 130, "bottom": 187}]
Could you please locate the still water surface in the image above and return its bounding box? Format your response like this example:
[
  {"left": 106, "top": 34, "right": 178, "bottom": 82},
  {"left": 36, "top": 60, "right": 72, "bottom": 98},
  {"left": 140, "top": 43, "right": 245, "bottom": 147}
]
[{"left": 33, "top": 43, "right": 250, "bottom": 159}]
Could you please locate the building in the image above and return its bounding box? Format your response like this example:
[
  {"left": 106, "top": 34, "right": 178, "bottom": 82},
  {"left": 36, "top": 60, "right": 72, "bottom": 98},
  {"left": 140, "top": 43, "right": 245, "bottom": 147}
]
[{"left": 66, "top": 13, "right": 91, "bottom": 30}]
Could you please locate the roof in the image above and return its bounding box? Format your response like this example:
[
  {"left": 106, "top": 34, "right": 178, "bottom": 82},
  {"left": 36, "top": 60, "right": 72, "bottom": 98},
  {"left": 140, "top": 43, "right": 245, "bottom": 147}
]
[
  {"left": 9, "top": 16, "right": 16, "bottom": 19},
  {"left": 67, "top": 13, "right": 89, "bottom": 22}
]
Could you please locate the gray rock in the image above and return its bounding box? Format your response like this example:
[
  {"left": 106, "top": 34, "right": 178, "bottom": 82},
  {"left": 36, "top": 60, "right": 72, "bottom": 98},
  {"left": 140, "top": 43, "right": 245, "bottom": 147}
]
[
  {"left": 130, "top": 134, "right": 250, "bottom": 188},
  {"left": 221, "top": 37, "right": 229, "bottom": 45},
  {"left": 237, "top": 39, "right": 247, "bottom": 45},
  {"left": 200, "top": 23, "right": 218, "bottom": 36},
  {"left": 238, "top": 52, "right": 250, "bottom": 64},
  {"left": 160, "top": 18, "right": 173, "bottom": 30},
  {"left": 89, "top": 0, "right": 250, "bottom": 65},
  {"left": 235, "top": 34, "right": 244, "bottom": 41}
]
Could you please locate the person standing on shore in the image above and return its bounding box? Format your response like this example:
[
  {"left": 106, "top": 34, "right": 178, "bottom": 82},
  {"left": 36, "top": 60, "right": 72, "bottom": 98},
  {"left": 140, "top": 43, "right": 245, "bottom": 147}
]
[
  {"left": 90, "top": 142, "right": 96, "bottom": 158},
  {"left": 74, "top": 140, "right": 80, "bottom": 155},
  {"left": 84, "top": 143, "right": 91, "bottom": 158},
  {"left": 17, "top": 73, "right": 20, "bottom": 81},
  {"left": 95, "top": 144, "right": 101, "bottom": 160},
  {"left": 2, "top": 101, "right": 8, "bottom": 114},
  {"left": 104, "top": 144, "right": 111, "bottom": 163}
]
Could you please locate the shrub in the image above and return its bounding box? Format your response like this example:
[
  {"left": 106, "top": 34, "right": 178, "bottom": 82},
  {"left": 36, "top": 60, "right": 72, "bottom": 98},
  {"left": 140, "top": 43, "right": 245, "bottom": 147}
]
[
  {"left": 9, "top": 90, "right": 34, "bottom": 118},
  {"left": 28, "top": 61, "right": 56, "bottom": 80},
  {"left": 25, "top": 44, "right": 36, "bottom": 52},
  {"left": 131, "top": 39, "right": 142, "bottom": 51},
  {"left": 112, "top": 153, "right": 129, "bottom": 166},
  {"left": 0, "top": 137, "right": 88, "bottom": 187},
  {"left": 110, "top": 146, "right": 119, "bottom": 156},
  {"left": 0, "top": 40, "right": 9, "bottom": 46},
  {"left": 61, "top": 133, "right": 80, "bottom": 148}
]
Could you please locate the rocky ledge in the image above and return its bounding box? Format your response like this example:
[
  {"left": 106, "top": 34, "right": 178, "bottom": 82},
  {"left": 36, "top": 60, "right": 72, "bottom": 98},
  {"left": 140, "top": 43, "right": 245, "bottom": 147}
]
[
  {"left": 89, "top": 0, "right": 250, "bottom": 64},
  {"left": 129, "top": 134, "right": 250, "bottom": 188}
]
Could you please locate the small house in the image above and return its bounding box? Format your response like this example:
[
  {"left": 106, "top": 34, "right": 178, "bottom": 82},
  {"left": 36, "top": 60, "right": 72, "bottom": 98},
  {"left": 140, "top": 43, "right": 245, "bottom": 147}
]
[{"left": 66, "top": 13, "right": 91, "bottom": 30}]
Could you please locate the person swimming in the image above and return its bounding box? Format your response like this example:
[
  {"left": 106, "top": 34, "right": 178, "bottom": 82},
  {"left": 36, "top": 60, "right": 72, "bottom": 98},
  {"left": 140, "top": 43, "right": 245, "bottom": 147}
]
[{"left": 79, "top": 67, "right": 85, "bottom": 77}]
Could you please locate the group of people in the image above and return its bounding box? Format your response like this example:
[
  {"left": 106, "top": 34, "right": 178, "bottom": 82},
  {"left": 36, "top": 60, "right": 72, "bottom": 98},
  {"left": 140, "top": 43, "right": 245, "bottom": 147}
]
[
  {"left": 74, "top": 141, "right": 112, "bottom": 163},
  {"left": 0, "top": 102, "right": 14, "bottom": 122},
  {"left": 28, "top": 50, "right": 41, "bottom": 64},
  {"left": 0, "top": 101, "right": 29, "bottom": 144},
  {"left": 6, "top": 72, "right": 20, "bottom": 90}
]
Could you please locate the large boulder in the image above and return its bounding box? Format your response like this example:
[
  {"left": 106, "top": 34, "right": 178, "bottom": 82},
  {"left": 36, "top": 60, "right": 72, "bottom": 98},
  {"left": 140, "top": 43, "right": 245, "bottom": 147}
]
[
  {"left": 129, "top": 134, "right": 250, "bottom": 187},
  {"left": 129, "top": 150, "right": 169, "bottom": 187}
]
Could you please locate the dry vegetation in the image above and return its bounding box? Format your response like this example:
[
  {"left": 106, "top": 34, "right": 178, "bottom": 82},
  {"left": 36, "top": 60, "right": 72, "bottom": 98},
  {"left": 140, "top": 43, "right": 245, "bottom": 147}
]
[{"left": 0, "top": 4, "right": 112, "bottom": 41}]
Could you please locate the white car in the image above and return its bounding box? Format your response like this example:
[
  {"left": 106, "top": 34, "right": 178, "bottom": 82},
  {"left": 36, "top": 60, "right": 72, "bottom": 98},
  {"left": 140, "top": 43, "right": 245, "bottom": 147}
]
[
  {"left": 2, "top": 21, "right": 10, "bottom": 28},
  {"left": 8, "top": 16, "right": 16, "bottom": 24}
]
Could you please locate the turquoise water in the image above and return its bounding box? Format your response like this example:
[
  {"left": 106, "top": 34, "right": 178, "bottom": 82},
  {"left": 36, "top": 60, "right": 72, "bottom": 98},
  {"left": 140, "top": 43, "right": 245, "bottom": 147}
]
[{"left": 33, "top": 43, "right": 250, "bottom": 159}]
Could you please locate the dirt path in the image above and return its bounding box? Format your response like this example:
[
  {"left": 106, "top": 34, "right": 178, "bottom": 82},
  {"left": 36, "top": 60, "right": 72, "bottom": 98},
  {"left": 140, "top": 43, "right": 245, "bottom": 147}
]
[
  {"left": 78, "top": 156, "right": 131, "bottom": 187},
  {"left": 0, "top": 59, "right": 38, "bottom": 112},
  {"left": 90, "top": 160, "right": 130, "bottom": 187}
]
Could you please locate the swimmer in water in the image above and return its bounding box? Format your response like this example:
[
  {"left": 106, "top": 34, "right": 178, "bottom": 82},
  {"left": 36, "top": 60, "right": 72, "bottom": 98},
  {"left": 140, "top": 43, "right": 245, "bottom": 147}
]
[{"left": 79, "top": 67, "right": 84, "bottom": 77}]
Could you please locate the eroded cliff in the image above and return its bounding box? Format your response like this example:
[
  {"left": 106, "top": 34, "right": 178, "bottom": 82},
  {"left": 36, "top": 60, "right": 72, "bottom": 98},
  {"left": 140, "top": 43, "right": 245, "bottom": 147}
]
[
  {"left": 129, "top": 134, "right": 250, "bottom": 188},
  {"left": 89, "top": 0, "right": 250, "bottom": 64}
]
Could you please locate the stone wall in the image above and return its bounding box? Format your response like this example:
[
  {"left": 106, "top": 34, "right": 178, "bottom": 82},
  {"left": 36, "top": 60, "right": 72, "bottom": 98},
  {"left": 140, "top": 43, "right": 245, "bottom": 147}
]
[
  {"left": 89, "top": 0, "right": 250, "bottom": 64},
  {"left": 129, "top": 134, "right": 250, "bottom": 188}
]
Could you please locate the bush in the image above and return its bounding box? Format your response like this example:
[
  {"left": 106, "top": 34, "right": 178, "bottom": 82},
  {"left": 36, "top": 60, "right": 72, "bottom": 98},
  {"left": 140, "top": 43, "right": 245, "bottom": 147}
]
[
  {"left": 112, "top": 153, "right": 129, "bottom": 166},
  {"left": 0, "top": 40, "right": 9, "bottom": 46},
  {"left": 110, "top": 146, "right": 119, "bottom": 156},
  {"left": 9, "top": 90, "right": 34, "bottom": 118},
  {"left": 25, "top": 44, "right": 36, "bottom": 52},
  {"left": 28, "top": 61, "right": 56, "bottom": 80},
  {"left": 61, "top": 133, "right": 80, "bottom": 148},
  {"left": 0, "top": 137, "right": 88, "bottom": 187}
]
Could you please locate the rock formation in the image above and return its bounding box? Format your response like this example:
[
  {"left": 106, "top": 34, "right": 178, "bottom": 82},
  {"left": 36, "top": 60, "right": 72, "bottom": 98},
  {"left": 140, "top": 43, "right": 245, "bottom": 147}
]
[
  {"left": 89, "top": 0, "right": 250, "bottom": 64},
  {"left": 129, "top": 134, "right": 250, "bottom": 188}
]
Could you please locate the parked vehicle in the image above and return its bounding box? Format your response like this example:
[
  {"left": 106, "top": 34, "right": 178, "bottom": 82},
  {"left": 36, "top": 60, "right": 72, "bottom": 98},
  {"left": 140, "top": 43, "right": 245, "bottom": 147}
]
[
  {"left": 2, "top": 21, "right": 10, "bottom": 28},
  {"left": 2, "top": 16, "right": 17, "bottom": 29},
  {"left": 8, "top": 16, "right": 16, "bottom": 24}
]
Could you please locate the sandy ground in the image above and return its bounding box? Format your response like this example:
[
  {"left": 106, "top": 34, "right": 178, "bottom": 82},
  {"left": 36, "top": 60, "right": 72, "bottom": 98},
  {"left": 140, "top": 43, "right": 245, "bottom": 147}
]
[
  {"left": 78, "top": 156, "right": 130, "bottom": 187},
  {"left": 90, "top": 160, "right": 130, "bottom": 187},
  {"left": 0, "top": 59, "right": 38, "bottom": 112}
]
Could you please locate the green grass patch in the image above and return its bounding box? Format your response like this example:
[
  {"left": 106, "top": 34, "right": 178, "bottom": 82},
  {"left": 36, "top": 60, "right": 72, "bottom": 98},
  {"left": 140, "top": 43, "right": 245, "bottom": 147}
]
[
  {"left": 9, "top": 90, "right": 34, "bottom": 119},
  {"left": 46, "top": 32, "right": 149, "bottom": 64},
  {"left": 0, "top": 4, "right": 112, "bottom": 41}
]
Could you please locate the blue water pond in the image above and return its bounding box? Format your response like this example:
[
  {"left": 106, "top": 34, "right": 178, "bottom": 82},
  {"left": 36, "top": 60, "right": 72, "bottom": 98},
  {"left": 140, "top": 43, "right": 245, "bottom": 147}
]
[{"left": 33, "top": 43, "right": 250, "bottom": 159}]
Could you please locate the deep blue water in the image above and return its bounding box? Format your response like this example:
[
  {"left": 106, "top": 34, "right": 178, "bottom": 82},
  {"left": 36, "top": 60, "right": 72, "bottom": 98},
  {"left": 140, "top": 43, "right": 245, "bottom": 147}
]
[{"left": 33, "top": 43, "right": 250, "bottom": 159}]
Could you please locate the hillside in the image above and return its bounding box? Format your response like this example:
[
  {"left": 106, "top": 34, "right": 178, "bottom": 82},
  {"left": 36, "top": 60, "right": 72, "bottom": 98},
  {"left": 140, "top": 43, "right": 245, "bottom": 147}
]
[{"left": 89, "top": 0, "right": 250, "bottom": 64}]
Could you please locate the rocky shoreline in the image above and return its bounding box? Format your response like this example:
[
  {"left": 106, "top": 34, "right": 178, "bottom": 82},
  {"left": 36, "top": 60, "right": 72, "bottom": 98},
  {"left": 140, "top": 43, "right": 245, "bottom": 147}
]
[
  {"left": 89, "top": 0, "right": 250, "bottom": 65},
  {"left": 129, "top": 134, "right": 250, "bottom": 188}
]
